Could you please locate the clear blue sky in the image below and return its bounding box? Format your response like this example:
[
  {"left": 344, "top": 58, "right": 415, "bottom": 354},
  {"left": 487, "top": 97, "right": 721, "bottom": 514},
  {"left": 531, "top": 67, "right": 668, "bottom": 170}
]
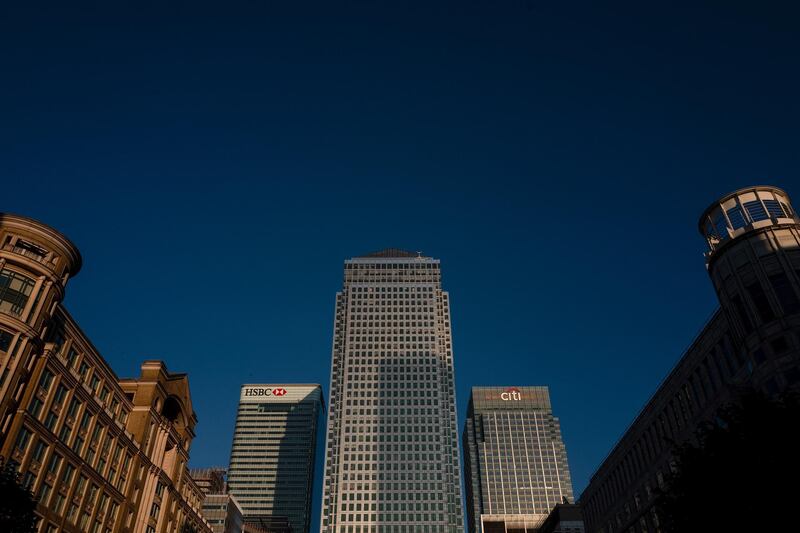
[{"left": 2, "top": 0, "right": 799, "bottom": 509}]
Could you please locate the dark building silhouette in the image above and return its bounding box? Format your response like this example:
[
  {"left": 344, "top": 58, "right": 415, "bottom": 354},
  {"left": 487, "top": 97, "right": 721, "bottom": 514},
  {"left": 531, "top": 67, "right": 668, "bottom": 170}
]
[
  {"left": 537, "top": 504, "right": 584, "bottom": 533},
  {"left": 579, "top": 186, "right": 800, "bottom": 533}
]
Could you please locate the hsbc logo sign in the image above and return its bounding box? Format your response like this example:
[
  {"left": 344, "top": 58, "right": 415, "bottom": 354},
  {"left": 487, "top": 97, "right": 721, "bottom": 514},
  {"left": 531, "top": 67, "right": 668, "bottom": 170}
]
[
  {"left": 244, "top": 387, "right": 288, "bottom": 397},
  {"left": 501, "top": 387, "right": 522, "bottom": 401}
]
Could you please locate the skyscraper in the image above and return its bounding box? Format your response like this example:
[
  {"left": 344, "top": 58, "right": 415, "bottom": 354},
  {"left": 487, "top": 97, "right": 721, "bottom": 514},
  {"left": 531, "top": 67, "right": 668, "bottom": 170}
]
[
  {"left": 227, "top": 384, "right": 324, "bottom": 533},
  {"left": 462, "top": 386, "right": 575, "bottom": 533},
  {"left": 320, "top": 249, "right": 464, "bottom": 532}
]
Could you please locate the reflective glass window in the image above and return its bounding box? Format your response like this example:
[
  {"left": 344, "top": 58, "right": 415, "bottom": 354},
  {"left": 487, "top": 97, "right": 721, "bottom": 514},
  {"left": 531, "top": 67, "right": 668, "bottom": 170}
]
[
  {"left": 725, "top": 206, "right": 747, "bottom": 229},
  {"left": 763, "top": 199, "right": 786, "bottom": 218},
  {"left": 743, "top": 200, "right": 768, "bottom": 222},
  {"left": 0, "top": 269, "right": 35, "bottom": 316}
]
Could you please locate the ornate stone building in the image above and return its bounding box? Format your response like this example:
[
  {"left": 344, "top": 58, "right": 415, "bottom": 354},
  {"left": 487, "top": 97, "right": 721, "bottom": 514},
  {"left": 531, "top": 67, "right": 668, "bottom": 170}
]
[
  {"left": 579, "top": 186, "right": 800, "bottom": 532},
  {"left": 0, "top": 213, "right": 212, "bottom": 533}
]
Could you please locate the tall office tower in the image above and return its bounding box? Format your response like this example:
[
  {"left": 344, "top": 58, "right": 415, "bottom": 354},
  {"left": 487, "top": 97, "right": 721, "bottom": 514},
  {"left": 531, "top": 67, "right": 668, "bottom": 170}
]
[
  {"left": 462, "top": 386, "right": 574, "bottom": 533},
  {"left": 320, "top": 250, "right": 465, "bottom": 533},
  {"left": 228, "top": 384, "right": 324, "bottom": 533},
  {"left": 580, "top": 186, "right": 800, "bottom": 533}
]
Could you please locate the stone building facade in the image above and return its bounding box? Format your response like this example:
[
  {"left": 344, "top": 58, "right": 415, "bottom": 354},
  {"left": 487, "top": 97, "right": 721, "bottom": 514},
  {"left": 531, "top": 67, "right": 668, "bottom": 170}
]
[
  {"left": 578, "top": 186, "right": 800, "bottom": 532},
  {"left": 0, "top": 212, "right": 211, "bottom": 533}
]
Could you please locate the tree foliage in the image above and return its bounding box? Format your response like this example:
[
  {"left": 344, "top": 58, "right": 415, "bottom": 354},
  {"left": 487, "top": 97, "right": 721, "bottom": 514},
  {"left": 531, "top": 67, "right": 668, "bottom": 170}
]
[
  {"left": 0, "top": 457, "right": 38, "bottom": 533},
  {"left": 655, "top": 390, "right": 800, "bottom": 532}
]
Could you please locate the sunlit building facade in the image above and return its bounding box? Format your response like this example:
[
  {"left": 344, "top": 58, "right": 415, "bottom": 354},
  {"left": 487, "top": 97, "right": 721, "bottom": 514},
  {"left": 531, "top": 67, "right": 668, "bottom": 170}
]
[
  {"left": 320, "top": 249, "right": 465, "bottom": 533},
  {"left": 227, "top": 384, "right": 323, "bottom": 533},
  {"left": 462, "top": 386, "right": 574, "bottom": 533},
  {"left": 190, "top": 468, "right": 244, "bottom": 533},
  {"left": 579, "top": 186, "right": 800, "bottom": 533},
  {"left": 0, "top": 213, "right": 211, "bottom": 533}
]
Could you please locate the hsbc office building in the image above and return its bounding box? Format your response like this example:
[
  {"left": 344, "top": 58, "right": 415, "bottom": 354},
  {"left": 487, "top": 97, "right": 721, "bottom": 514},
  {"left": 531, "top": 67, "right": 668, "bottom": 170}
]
[{"left": 228, "top": 384, "right": 324, "bottom": 532}]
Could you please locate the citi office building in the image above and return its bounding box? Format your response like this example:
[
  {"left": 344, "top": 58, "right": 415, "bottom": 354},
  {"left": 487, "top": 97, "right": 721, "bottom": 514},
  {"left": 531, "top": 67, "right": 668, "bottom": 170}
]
[{"left": 462, "top": 386, "right": 574, "bottom": 533}]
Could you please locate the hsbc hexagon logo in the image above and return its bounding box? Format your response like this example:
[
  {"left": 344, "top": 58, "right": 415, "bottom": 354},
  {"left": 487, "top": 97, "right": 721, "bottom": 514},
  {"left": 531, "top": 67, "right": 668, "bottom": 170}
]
[{"left": 243, "top": 387, "right": 289, "bottom": 397}]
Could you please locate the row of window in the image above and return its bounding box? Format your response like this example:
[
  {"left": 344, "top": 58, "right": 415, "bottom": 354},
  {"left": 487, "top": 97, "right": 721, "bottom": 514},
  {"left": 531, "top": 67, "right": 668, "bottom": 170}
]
[
  {"left": 346, "top": 263, "right": 439, "bottom": 269},
  {"left": 14, "top": 427, "right": 124, "bottom": 533},
  {"left": 324, "top": 524, "right": 461, "bottom": 532},
  {"left": 583, "top": 328, "right": 751, "bottom": 530},
  {"left": 705, "top": 197, "right": 793, "bottom": 240},
  {"left": 49, "top": 329, "right": 131, "bottom": 425}
]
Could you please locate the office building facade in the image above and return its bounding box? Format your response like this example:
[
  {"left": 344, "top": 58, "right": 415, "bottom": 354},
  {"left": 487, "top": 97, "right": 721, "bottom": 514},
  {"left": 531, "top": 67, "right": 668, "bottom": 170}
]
[
  {"left": 0, "top": 213, "right": 211, "bottom": 533},
  {"left": 190, "top": 468, "right": 244, "bottom": 533},
  {"left": 462, "top": 386, "right": 574, "bottom": 533},
  {"left": 199, "top": 494, "right": 244, "bottom": 533},
  {"left": 190, "top": 468, "right": 227, "bottom": 496},
  {"left": 228, "top": 384, "right": 324, "bottom": 532},
  {"left": 320, "top": 249, "right": 465, "bottom": 533},
  {"left": 579, "top": 186, "right": 800, "bottom": 533}
]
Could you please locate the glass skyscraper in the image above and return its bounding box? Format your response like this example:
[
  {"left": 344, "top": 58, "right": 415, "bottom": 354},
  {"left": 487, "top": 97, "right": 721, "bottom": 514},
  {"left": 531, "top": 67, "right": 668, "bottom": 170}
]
[
  {"left": 320, "top": 249, "right": 464, "bottom": 532},
  {"left": 462, "top": 386, "right": 574, "bottom": 533},
  {"left": 228, "top": 384, "right": 324, "bottom": 533}
]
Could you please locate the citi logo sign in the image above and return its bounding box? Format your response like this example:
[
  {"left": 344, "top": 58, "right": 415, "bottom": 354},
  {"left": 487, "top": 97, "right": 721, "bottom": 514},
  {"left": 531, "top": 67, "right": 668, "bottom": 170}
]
[
  {"left": 501, "top": 387, "right": 522, "bottom": 401},
  {"left": 244, "top": 387, "right": 288, "bottom": 397}
]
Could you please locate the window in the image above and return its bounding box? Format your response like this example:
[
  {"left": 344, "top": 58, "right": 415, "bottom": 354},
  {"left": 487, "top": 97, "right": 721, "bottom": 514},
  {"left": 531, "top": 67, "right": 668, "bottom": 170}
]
[
  {"left": 12, "top": 239, "right": 46, "bottom": 260},
  {"left": 90, "top": 374, "right": 101, "bottom": 394},
  {"left": 15, "top": 427, "right": 32, "bottom": 453},
  {"left": 0, "top": 329, "right": 13, "bottom": 352},
  {"left": 46, "top": 453, "right": 62, "bottom": 476},
  {"left": 747, "top": 283, "right": 775, "bottom": 322},
  {"left": 711, "top": 213, "right": 728, "bottom": 238},
  {"left": 66, "top": 348, "right": 79, "bottom": 368},
  {"left": 31, "top": 440, "right": 48, "bottom": 463},
  {"left": 725, "top": 205, "right": 746, "bottom": 229},
  {"left": 38, "top": 369, "right": 54, "bottom": 394},
  {"left": 769, "top": 273, "right": 800, "bottom": 315},
  {"left": 0, "top": 269, "right": 35, "bottom": 316},
  {"left": 79, "top": 362, "right": 89, "bottom": 381},
  {"left": 61, "top": 463, "right": 75, "bottom": 486},
  {"left": 52, "top": 384, "right": 67, "bottom": 407},
  {"left": 743, "top": 200, "right": 768, "bottom": 222},
  {"left": 731, "top": 295, "right": 754, "bottom": 334},
  {"left": 764, "top": 199, "right": 787, "bottom": 218},
  {"left": 44, "top": 411, "right": 58, "bottom": 431}
]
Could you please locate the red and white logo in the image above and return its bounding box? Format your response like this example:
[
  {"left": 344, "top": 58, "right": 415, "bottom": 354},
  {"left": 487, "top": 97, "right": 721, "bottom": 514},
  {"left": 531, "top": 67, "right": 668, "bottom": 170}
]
[
  {"left": 272, "top": 388, "right": 287, "bottom": 396},
  {"left": 501, "top": 387, "right": 522, "bottom": 401}
]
